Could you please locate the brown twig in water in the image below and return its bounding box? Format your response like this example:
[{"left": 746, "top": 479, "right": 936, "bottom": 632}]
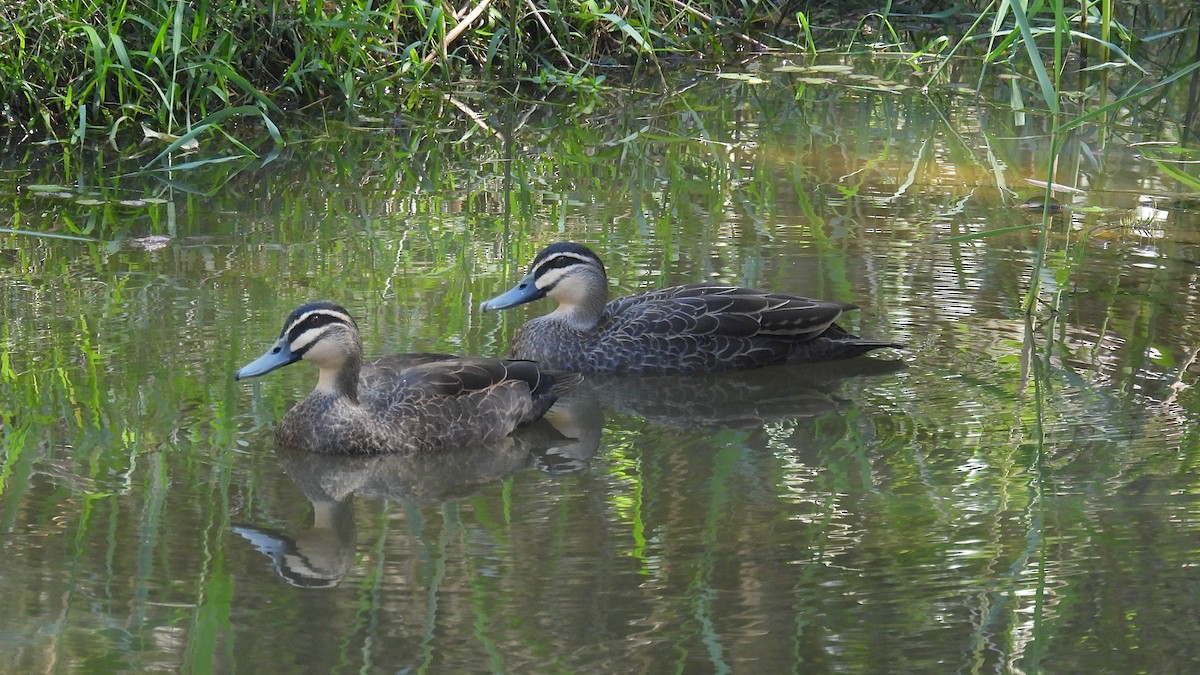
[
  {"left": 525, "top": 0, "right": 575, "bottom": 67},
  {"left": 422, "top": 0, "right": 494, "bottom": 64},
  {"left": 446, "top": 94, "right": 504, "bottom": 141}
]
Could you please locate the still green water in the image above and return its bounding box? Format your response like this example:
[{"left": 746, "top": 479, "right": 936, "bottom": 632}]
[{"left": 3, "top": 57, "right": 1200, "bottom": 672}]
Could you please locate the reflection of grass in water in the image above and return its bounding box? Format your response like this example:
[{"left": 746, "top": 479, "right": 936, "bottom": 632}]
[{"left": 0, "top": 251, "right": 259, "bottom": 671}]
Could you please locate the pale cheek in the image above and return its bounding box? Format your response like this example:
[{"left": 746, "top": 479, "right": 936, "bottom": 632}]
[
  {"left": 304, "top": 341, "right": 346, "bottom": 368},
  {"left": 550, "top": 281, "right": 588, "bottom": 308}
]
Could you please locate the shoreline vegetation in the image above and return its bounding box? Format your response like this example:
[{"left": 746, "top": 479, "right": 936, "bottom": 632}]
[
  {"left": 2, "top": 1, "right": 1197, "bottom": 144},
  {"left": 3, "top": 1, "right": 1198, "bottom": 316}
]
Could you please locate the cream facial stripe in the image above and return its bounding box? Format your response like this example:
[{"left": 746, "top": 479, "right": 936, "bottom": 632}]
[
  {"left": 532, "top": 252, "right": 595, "bottom": 289},
  {"left": 535, "top": 266, "right": 572, "bottom": 290},
  {"left": 533, "top": 252, "right": 594, "bottom": 274},
  {"left": 286, "top": 309, "right": 353, "bottom": 352}
]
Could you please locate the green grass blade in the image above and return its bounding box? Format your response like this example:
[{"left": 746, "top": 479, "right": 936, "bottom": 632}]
[
  {"left": 0, "top": 228, "right": 98, "bottom": 242},
  {"left": 600, "top": 13, "right": 652, "bottom": 52},
  {"left": 140, "top": 154, "right": 251, "bottom": 173},
  {"left": 1008, "top": 0, "right": 1059, "bottom": 114},
  {"left": 1154, "top": 161, "right": 1200, "bottom": 192},
  {"left": 1067, "top": 30, "right": 1145, "bottom": 73},
  {"left": 936, "top": 224, "right": 1035, "bottom": 243},
  {"left": 1059, "top": 60, "right": 1200, "bottom": 133},
  {"left": 139, "top": 105, "right": 282, "bottom": 170}
]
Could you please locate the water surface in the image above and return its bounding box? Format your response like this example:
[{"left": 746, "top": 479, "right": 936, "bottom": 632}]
[{"left": 3, "top": 56, "right": 1200, "bottom": 672}]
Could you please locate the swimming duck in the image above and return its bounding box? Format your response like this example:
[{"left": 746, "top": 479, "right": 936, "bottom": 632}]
[
  {"left": 236, "top": 301, "right": 581, "bottom": 455},
  {"left": 479, "top": 242, "right": 902, "bottom": 375}
]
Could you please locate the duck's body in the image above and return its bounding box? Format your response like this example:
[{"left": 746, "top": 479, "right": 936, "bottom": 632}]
[
  {"left": 236, "top": 302, "right": 579, "bottom": 455},
  {"left": 480, "top": 243, "right": 901, "bottom": 376}
]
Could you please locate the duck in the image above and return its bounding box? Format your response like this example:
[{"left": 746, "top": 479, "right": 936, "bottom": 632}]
[
  {"left": 235, "top": 301, "right": 581, "bottom": 455},
  {"left": 479, "top": 242, "right": 902, "bottom": 375}
]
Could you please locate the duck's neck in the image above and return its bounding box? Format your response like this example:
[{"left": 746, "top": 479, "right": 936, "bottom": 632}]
[
  {"left": 314, "top": 352, "right": 363, "bottom": 404},
  {"left": 550, "top": 288, "right": 608, "bottom": 332}
]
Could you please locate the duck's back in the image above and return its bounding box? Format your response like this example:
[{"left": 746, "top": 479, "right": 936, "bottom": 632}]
[
  {"left": 513, "top": 283, "right": 899, "bottom": 375},
  {"left": 361, "top": 357, "right": 569, "bottom": 448},
  {"left": 279, "top": 355, "right": 573, "bottom": 454}
]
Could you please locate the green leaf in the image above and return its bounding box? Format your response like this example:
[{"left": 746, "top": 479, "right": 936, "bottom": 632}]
[
  {"left": 599, "top": 13, "right": 651, "bottom": 51},
  {"left": 139, "top": 106, "right": 283, "bottom": 170},
  {"left": 1059, "top": 60, "right": 1200, "bottom": 133},
  {"left": 0, "top": 228, "right": 97, "bottom": 242},
  {"left": 76, "top": 24, "right": 107, "bottom": 70},
  {"left": 110, "top": 32, "right": 134, "bottom": 73},
  {"left": 140, "top": 154, "right": 250, "bottom": 173},
  {"left": 1065, "top": 30, "right": 1146, "bottom": 73},
  {"left": 212, "top": 63, "right": 282, "bottom": 113},
  {"left": 171, "top": 0, "right": 184, "bottom": 58},
  {"left": 936, "top": 224, "right": 1033, "bottom": 243},
  {"left": 1154, "top": 161, "right": 1200, "bottom": 192},
  {"left": 1009, "top": 0, "right": 1058, "bottom": 114}
]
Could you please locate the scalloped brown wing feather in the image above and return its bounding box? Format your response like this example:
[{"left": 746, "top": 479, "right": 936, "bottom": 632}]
[
  {"left": 605, "top": 284, "right": 849, "bottom": 341},
  {"left": 362, "top": 357, "right": 575, "bottom": 432}
]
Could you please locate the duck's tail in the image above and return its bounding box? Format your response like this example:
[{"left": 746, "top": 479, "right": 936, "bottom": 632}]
[
  {"left": 787, "top": 324, "right": 904, "bottom": 363},
  {"left": 548, "top": 370, "right": 584, "bottom": 396},
  {"left": 517, "top": 365, "right": 584, "bottom": 426}
]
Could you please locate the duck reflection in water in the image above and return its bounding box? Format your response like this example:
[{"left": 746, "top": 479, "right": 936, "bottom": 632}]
[
  {"left": 559, "top": 356, "right": 905, "bottom": 428},
  {"left": 234, "top": 417, "right": 586, "bottom": 588}
]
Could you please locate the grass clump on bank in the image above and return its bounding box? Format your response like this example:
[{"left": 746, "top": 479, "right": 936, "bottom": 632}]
[
  {"left": 0, "top": 0, "right": 815, "bottom": 142},
  {"left": 1, "top": 0, "right": 1196, "bottom": 152}
]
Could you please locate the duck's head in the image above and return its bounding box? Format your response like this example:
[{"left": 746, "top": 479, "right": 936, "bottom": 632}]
[
  {"left": 479, "top": 242, "right": 608, "bottom": 319},
  {"left": 236, "top": 301, "right": 364, "bottom": 394}
]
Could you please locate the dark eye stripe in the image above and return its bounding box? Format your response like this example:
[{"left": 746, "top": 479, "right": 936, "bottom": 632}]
[
  {"left": 289, "top": 326, "right": 332, "bottom": 356},
  {"left": 285, "top": 310, "right": 353, "bottom": 344},
  {"left": 533, "top": 252, "right": 594, "bottom": 278}
]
